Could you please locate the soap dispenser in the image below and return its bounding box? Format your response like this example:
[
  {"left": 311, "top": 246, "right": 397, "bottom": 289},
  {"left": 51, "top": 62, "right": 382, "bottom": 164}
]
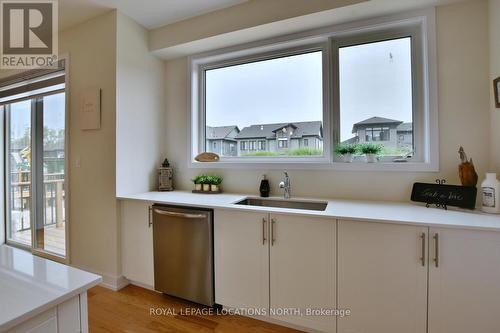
[
  {"left": 481, "top": 173, "right": 500, "bottom": 214},
  {"left": 259, "top": 175, "right": 270, "bottom": 197}
]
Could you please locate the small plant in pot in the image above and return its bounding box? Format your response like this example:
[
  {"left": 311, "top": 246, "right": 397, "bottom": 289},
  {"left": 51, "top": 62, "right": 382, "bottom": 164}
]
[
  {"left": 192, "top": 175, "right": 203, "bottom": 191},
  {"left": 359, "top": 143, "right": 383, "bottom": 163},
  {"left": 334, "top": 143, "right": 358, "bottom": 163},
  {"left": 210, "top": 175, "right": 223, "bottom": 192},
  {"left": 199, "top": 176, "right": 211, "bottom": 191}
]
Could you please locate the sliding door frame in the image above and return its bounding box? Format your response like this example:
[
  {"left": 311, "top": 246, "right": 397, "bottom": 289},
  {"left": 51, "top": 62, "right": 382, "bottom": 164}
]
[{"left": 3, "top": 55, "right": 70, "bottom": 264}]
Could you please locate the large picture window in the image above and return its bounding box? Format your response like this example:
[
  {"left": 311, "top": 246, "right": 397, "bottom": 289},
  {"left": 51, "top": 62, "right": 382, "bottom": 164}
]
[
  {"left": 203, "top": 49, "right": 326, "bottom": 159},
  {"left": 190, "top": 11, "right": 437, "bottom": 170}
]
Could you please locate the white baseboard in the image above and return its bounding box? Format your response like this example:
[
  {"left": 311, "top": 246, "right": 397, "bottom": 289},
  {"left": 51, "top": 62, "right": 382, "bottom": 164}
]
[
  {"left": 100, "top": 274, "right": 129, "bottom": 291},
  {"left": 71, "top": 264, "right": 130, "bottom": 291},
  {"left": 126, "top": 279, "right": 157, "bottom": 292}
]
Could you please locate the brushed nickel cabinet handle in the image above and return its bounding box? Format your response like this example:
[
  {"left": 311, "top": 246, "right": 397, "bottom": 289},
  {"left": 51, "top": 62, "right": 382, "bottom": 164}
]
[
  {"left": 148, "top": 206, "right": 153, "bottom": 228},
  {"left": 433, "top": 233, "right": 439, "bottom": 267},
  {"left": 420, "top": 232, "right": 426, "bottom": 267},
  {"left": 262, "top": 218, "right": 267, "bottom": 245},
  {"left": 271, "top": 218, "right": 276, "bottom": 246}
]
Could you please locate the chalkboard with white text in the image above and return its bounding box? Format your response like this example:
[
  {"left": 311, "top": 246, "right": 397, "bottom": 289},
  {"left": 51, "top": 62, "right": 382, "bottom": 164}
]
[{"left": 411, "top": 183, "right": 477, "bottom": 209}]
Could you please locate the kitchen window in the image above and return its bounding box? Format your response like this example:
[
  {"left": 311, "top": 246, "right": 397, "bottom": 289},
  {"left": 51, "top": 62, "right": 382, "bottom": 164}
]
[
  {"left": 190, "top": 10, "right": 437, "bottom": 170},
  {"left": 2, "top": 60, "right": 68, "bottom": 261}
]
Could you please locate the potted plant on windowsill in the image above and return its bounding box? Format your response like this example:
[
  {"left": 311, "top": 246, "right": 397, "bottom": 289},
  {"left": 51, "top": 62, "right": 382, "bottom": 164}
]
[
  {"left": 334, "top": 143, "right": 358, "bottom": 163},
  {"left": 198, "top": 176, "right": 210, "bottom": 191},
  {"left": 210, "top": 175, "right": 223, "bottom": 192},
  {"left": 192, "top": 176, "right": 203, "bottom": 191},
  {"left": 359, "top": 143, "right": 383, "bottom": 163}
]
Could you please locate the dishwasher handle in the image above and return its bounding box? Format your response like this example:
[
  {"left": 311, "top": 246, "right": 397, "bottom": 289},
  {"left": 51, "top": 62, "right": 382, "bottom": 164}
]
[{"left": 153, "top": 209, "right": 207, "bottom": 219}]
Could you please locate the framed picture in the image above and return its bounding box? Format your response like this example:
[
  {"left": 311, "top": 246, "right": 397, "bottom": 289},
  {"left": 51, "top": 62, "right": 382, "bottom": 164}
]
[{"left": 495, "top": 77, "right": 500, "bottom": 108}]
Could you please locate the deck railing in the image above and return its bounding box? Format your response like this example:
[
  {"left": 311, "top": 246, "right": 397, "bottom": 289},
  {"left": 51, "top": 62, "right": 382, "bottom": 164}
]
[{"left": 10, "top": 170, "right": 65, "bottom": 232}]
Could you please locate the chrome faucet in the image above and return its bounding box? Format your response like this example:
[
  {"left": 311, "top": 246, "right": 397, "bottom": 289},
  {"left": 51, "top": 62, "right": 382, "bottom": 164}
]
[{"left": 279, "top": 171, "right": 291, "bottom": 199}]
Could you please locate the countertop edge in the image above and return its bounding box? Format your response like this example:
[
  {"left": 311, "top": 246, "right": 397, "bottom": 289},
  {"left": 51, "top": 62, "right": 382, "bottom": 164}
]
[
  {"left": 117, "top": 191, "right": 500, "bottom": 232},
  {"left": 0, "top": 278, "right": 101, "bottom": 332}
]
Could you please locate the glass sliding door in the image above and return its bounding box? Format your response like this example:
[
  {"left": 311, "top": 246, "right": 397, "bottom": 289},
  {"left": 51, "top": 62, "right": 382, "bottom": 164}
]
[
  {"left": 4, "top": 88, "right": 67, "bottom": 260},
  {"left": 39, "top": 93, "right": 66, "bottom": 256},
  {"left": 6, "top": 100, "right": 33, "bottom": 247}
]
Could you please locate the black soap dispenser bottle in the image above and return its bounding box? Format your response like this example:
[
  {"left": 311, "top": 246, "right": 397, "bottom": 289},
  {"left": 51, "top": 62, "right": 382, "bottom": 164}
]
[{"left": 259, "top": 175, "right": 270, "bottom": 197}]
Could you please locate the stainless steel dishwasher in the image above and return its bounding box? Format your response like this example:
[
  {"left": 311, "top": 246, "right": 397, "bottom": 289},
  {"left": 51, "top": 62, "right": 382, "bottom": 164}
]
[{"left": 152, "top": 204, "right": 214, "bottom": 306}]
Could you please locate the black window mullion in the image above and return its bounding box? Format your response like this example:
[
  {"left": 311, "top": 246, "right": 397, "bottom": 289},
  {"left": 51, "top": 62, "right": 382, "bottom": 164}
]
[{"left": 32, "top": 97, "right": 44, "bottom": 250}]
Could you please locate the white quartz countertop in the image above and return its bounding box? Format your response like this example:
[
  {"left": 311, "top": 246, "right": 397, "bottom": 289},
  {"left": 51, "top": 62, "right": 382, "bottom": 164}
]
[
  {"left": 0, "top": 245, "right": 101, "bottom": 332},
  {"left": 118, "top": 191, "right": 500, "bottom": 231}
]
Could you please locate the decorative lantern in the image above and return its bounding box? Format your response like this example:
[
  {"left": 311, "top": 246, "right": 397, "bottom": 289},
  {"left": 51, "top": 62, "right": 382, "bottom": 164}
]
[{"left": 158, "top": 158, "right": 174, "bottom": 191}]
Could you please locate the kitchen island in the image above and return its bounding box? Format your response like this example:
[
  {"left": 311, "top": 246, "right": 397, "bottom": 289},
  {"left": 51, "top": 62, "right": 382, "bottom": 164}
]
[{"left": 0, "top": 245, "right": 101, "bottom": 333}]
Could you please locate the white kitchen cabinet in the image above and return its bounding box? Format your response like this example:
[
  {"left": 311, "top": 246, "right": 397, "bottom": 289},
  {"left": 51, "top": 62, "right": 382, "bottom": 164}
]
[
  {"left": 269, "top": 213, "right": 335, "bottom": 332},
  {"left": 214, "top": 209, "right": 270, "bottom": 310},
  {"left": 215, "top": 209, "right": 336, "bottom": 332},
  {"left": 121, "top": 200, "right": 154, "bottom": 287},
  {"left": 428, "top": 228, "right": 500, "bottom": 333},
  {"left": 7, "top": 294, "right": 88, "bottom": 333},
  {"left": 337, "top": 220, "right": 428, "bottom": 333}
]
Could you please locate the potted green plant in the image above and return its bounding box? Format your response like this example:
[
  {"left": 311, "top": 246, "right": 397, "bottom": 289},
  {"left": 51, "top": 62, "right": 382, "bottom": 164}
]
[
  {"left": 192, "top": 175, "right": 203, "bottom": 191},
  {"left": 334, "top": 143, "right": 358, "bottom": 163},
  {"left": 210, "top": 175, "right": 223, "bottom": 192},
  {"left": 198, "top": 175, "right": 210, "bottom": 191},
  {"left": 359, "top": 143, "right": 383, "bottom": 163}
]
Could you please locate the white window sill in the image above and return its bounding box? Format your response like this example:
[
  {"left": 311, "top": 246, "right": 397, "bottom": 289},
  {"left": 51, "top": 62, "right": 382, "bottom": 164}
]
[{"left": 188, "top": 160, "right": 438, "bottom": 172}]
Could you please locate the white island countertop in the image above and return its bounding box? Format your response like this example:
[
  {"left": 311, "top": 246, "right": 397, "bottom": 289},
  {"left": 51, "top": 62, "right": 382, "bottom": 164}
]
[
  {"left": 0, "top": 245, "right": 101, "bottom": 332},
  {"left": 118, "top": 190, "right": 500, "bottom": 231}
]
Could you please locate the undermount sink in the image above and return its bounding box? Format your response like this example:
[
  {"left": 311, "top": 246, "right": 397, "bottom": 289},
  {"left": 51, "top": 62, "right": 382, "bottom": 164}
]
[{"left": 234, "top": 197, "right": 328, "bottom": 211}]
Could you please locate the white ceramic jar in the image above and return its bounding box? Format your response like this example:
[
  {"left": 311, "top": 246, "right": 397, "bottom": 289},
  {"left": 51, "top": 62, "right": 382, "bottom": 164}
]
[{"left": 481, "top": 173, "right": 500, "bottom": 214}]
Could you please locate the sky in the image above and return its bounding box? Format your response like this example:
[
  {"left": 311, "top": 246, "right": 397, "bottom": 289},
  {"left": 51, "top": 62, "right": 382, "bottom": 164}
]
[
  {"left": 9, "top": 92, "right": 65, "bottom": 140},
  {"left": 205, "top": 37, "right": 413, "bottom": 142}
]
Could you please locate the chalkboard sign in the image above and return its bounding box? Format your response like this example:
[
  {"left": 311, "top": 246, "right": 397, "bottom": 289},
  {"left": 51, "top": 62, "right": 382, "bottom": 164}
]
[{"left": 411, "top": 182, "right": 477, "bottom": 209}]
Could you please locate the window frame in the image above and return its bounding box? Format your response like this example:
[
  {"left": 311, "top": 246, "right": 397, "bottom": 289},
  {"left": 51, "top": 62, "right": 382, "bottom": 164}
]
[
  {"left": 2, "top": 56, "right": 70, "bottom": 263},
  {"left": 188, "top": 9, "right": 438, "bottom": 171},
  {"left": 332, "top": 27, "right": 424, "bottom": 163},
  {"left": 191, "top": 42, "right": 332, "bottom": 166}
]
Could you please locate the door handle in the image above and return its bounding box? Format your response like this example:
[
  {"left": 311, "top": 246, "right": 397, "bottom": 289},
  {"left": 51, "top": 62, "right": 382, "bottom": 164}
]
[
  {"left": 153, "top": 209, "right": 207, "bottom": 219},
  {"left": 433, "top": 233, "right": 439, "bottom": 267},
  {"left": 271, "top": 218, "right": 276, "bottom": 246},
  {"left": 420, "top": 232, "right": 426, "bottom": 267},
  {"left": 262, "top": 218, "right": 267, "bottom": 245}
]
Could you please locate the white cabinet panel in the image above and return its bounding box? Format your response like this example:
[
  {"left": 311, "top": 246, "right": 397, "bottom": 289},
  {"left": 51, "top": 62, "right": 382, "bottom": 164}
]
[
  {"left": 7, "top": 309, "right": 57, "bottom": 333},
  {"left": 269, "top": 214, "right": 335, "bottom": 333},
  {"left": 57, "top": 296, "right": 80, "bottom": 333},
  {"left": 337, "top": 220, "right": 427, "bottom": 333},
  {"left": 121, "top": 200, "right": 154, "bottom": 287},
  {"left": 428, "top": 228, "right": 500, "bottom": 333},
  {"left": 214, "top": 209, "right": 269, "bottom": 310}
]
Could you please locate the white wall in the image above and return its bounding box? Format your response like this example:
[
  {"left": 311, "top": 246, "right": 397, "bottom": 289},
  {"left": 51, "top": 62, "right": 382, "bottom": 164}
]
[
  {"left": 59, "top": 11, "right": 120, "bottom": 278},
  {"left": 116, "top": 13, "right": 166, "bottom": 196},
  {"left": 164, "top": 0, "right": 491, "bottom": 202},
  {"left": 490, "top": 0, "right": 500, "bottom": 173}
]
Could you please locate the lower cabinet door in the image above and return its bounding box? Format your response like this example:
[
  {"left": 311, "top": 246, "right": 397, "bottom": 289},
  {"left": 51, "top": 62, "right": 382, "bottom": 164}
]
[
  {"left": 121, "top": 200, "right": 154, "bottom": 287},
  {"left": 337, "top": 220, "right": 428, "bottom": 333},
  {"left": 428, "top": 228, "right": 500, "bottom": 333},
  {"left": 269, "top": 214, "right": 336, "bottom": 333},
  {"left": 214, "top": 209, "right": 269, "bottom": 310}
]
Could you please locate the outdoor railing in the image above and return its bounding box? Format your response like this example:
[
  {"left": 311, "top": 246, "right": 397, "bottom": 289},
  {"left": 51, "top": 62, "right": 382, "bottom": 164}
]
[{"left": 10, "top": 170, "right": 65, "bottom": 232}]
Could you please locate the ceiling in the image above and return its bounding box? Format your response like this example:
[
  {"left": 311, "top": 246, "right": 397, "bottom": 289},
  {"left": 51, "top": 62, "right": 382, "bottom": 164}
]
[{"left": 58, "top": 0, "right": 247, "bottom": 31}]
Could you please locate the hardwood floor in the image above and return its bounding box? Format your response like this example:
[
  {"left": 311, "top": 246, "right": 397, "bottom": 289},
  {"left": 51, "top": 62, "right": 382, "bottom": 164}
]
[{"left": 88, "top": 285, "right": 303, "bottom": 333}]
